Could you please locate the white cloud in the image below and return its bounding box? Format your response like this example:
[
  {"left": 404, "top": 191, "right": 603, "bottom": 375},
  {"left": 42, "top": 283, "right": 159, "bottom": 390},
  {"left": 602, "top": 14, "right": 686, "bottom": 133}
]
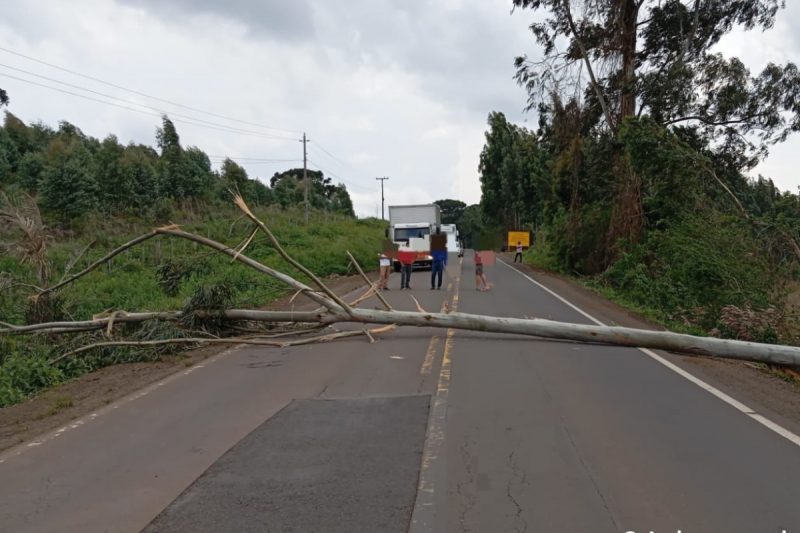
[{"left": 0, "top": 0, "right": 797, "bottom": 219}]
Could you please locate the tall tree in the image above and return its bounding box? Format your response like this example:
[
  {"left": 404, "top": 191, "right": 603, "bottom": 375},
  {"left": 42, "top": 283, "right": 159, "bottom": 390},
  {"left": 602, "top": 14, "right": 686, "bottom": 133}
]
[
  {"left": 512, "top": 0, "right": 800, "bottom": 247},
  {"left": 220, "top": 158, "right": 249, "bottom": 191},
  {"left": 119, "top": 144, "right": 158, "bottom": 210},
  {"left": 16, "top": 152, "right": 45, "bottom": 192},
  {"left": 456, "top": 204, "right": 484, "bottom": 248},
  {"left": 39, "top": 138, "right": 98, "bottom": 220},
  {"left": 434, "top": 199, "right": 467, "bottom": 224},
  {"left": 479, "top": 112, "right": 546, "bottom": 229},
  {"left": 0, "top": 128, "right": 18, "bottom": 183},
  {"left": 95, "top": 135, "right": 130, "bottom": 211},
  {"left": 155, "top": 116, "right": 187, "bottom": 199}
]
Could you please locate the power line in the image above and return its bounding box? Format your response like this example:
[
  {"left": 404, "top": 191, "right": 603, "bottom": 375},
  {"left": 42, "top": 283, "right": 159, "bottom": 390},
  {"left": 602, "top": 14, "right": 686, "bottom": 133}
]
[
  {"left": 0, "top": 72, "right": 298, "bottom": 141},
  {"left": 307, "top": 159, "right": 371, "bottom": 192},
  {"left": 312, "top": 140, "right": 354, "bottom": 169},
  {"left": 208, "top": 155, "right": 299, "bottom": 161},
  {"left": 0, "top": 65, "right": 296, "bottom": 140},
  {"left": 0, "top": 48, "right": 381, "bottom": 195},
  {"left": 210, "top": 160, "right": 301, "bottom": 166},
  {"left": 0, "top": 45, "right": 300, "bottom": 135},
  {"left": 208, "top": 155, "right": 301, "bottom": 163}
]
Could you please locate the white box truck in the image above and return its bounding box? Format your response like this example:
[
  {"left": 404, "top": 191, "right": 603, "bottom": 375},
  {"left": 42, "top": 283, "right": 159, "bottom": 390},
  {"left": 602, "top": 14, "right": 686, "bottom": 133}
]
[{"left": 388, "top": 204, "right": 441, "bottom": 271}]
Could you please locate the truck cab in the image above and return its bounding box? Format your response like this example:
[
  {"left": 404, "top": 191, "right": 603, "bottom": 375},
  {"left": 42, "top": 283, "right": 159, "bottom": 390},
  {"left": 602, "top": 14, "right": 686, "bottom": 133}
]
[{"left": 388, "top": 204, "right": 442, "bottom": 271}]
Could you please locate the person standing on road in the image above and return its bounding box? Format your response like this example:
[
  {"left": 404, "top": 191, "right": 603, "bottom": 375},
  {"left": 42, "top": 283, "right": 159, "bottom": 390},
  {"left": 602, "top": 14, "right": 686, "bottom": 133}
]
[
  {"left": 475, "top": 251, "right": 490, "bottom": 291},
  {"left": 399, "top": 251, "right": 414, "bottom": 290},
  {"left": 378, "top": 253, "right": 391, "bottom": 290},
  {"left": 430, "top": 251, "right": 447, "bottom": 290},
  {"left": 514, "top": 241, "right": 523, "bottom": 263},
  {"left": 430, "top": 228, "right": 448, "bottom": 290}
]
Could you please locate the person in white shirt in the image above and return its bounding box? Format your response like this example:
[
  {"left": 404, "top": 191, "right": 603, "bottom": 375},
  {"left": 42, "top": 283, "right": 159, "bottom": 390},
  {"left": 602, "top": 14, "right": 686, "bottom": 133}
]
[
  {"left": 514, "top": 241, "right": 523, "bottom": 263},
  {"left": 378, "top": 253, "right": 391, "bottom": 290}
]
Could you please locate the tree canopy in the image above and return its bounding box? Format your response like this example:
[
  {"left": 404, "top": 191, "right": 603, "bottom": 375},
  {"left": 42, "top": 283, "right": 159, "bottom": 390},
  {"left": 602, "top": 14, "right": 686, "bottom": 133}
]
[
  {"left": 270, "top": 168, "right": 355, "bottom": 217},
  {"left": 0, "top": 113, "right": 355, "bottom": 222},
  {"left": 434, "top": 199, "right": 467, "bottom": 225},
  {"left": 512, "top": 0, "right": 800, "bottom": 245}
]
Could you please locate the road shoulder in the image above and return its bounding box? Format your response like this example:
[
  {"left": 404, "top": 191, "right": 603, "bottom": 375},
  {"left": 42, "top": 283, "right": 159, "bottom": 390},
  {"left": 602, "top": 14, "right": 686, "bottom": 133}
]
[{"left": 505, "top": 256, "right": 800, "bottom": 437}]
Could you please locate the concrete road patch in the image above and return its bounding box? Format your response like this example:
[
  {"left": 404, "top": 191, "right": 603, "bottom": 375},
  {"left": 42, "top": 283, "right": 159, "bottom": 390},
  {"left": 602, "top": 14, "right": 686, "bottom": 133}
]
[{"left": 145, "top": 395, "right": 430, "bottom": 533}]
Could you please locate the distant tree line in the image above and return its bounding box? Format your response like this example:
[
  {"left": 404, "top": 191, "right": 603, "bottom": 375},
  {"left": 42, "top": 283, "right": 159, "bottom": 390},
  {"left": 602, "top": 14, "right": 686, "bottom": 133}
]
[{"left": 0, "top": 112, "right": 355, "bottom": 223}]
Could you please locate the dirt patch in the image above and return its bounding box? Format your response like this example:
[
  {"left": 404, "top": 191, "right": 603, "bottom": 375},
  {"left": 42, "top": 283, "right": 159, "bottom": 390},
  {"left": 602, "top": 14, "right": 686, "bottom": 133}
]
[
  {"left": 508, "top": 255, "right": 800, "bottom": 434},
  {"left": 0, "top": 272, "right": 373, "bottom": 452}
]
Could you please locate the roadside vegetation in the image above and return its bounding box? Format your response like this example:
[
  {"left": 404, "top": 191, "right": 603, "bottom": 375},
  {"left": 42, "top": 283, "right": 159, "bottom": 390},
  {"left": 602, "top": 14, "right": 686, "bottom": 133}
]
[
  {"left": 479, "top": 2, "right": 800, "bottom": 345},
  {"left": 0, "top": 111, "right": 382, "bottom": 407}
]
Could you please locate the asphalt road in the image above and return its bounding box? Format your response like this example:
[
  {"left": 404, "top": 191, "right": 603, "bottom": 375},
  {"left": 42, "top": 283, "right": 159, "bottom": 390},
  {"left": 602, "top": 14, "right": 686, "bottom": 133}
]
[{"left": 1, "top": 252, "right": 800, "bottom": 532}]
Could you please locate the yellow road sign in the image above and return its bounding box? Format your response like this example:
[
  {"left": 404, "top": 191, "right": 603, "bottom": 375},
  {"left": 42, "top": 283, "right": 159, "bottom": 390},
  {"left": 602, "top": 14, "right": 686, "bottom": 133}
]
[{"left": 508, "top": 231, "right": 530, "bottom": 248}]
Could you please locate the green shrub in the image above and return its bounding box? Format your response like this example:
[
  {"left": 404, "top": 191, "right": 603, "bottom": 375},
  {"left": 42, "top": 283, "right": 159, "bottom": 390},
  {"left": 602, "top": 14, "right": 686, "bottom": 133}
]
[
  {"left": 0, "top": 341, "right": 62, "bottom": 407},
  {"left": 601, "top": 213, "right": 780, "bottom": 329}
]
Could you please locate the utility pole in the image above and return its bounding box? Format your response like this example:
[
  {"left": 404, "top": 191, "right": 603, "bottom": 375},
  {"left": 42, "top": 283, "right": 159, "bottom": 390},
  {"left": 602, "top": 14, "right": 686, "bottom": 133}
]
[
  {"left": 301, "top": 132, "right": 309, "bottom": 224},
  {"left": 376, "top": 176, "right": 389, "bottom": 220}
]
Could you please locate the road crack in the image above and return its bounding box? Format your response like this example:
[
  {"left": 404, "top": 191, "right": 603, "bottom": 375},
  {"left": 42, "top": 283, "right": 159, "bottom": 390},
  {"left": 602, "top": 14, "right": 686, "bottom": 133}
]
[
  {"left": 532, "top": 369, "right": 622, "bottom": 532},
  {"left": 506, "top": 448, "right": 529, "bottom": 533}
]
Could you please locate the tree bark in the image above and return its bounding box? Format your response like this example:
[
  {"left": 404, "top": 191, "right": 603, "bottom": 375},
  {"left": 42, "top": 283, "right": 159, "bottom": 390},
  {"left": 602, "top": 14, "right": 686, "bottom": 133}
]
[
  {"left": 619, "top": 0, "right": 639, "bottom": 120},
  {"left": 607, "top": 0, "right": 644, "bottom": 255}
]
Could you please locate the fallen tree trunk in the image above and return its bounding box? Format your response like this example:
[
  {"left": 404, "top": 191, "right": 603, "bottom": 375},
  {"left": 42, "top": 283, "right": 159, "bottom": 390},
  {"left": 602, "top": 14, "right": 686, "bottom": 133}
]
[
  {"left": 341, "top": 308, "right": 800, "bottom": 367},
  {"left": 0, "top": 310, "right": 338, "bottom": 335},
  {"left": 8, "top": 305, "right": 800, "bottom": 367},
  {"left": 4, "top": 192, "right": 799, "bottom": 369}
]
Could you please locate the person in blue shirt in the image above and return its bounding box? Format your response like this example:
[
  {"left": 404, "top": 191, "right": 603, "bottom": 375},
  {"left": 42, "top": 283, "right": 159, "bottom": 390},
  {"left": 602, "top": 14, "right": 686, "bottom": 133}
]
[{"left": 430, "top": 228, "right": 448, "bottom": 290}]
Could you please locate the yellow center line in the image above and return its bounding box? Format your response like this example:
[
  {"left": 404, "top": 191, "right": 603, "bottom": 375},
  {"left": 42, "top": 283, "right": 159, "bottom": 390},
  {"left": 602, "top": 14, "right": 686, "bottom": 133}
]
[
  {"left": 410, "top": 257, "right": 462, "bottom": 531},
  {"left": 437, "top": 267, "right": 460, "bottom": 391},
  {"left": 419, "top": 277, "right": 457, "bottom": 375}
]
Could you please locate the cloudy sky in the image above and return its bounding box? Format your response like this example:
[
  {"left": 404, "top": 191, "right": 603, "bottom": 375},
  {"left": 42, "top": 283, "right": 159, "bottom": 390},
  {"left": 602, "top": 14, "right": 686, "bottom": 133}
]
[{"left": 0, "top": 1, "right": 797, "bottom": 217}]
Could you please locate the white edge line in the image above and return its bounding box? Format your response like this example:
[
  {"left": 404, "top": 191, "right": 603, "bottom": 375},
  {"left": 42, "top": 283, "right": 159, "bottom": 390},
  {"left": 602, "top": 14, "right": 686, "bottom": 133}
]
[
  {"left": 499, "top": 259, "right": 800, "bottom": 448},
  {"left": 0, "top": 345, "right": 243, "bottom": 462}
]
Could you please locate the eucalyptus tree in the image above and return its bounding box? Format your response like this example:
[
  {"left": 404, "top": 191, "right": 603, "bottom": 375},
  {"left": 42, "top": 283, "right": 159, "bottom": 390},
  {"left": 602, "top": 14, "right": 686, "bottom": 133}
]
[{"left": 513, "top": 0, "right": 800, "bottom": 245}]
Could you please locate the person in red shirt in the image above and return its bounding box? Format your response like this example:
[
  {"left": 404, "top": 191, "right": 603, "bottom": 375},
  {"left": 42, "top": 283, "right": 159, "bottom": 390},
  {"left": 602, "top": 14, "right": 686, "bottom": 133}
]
[
  {"left": 475, "top": 251, "right": 490, "bottom": 291},
  {"left": 398, "top": 250, "right": 415, "bottom": 290}
]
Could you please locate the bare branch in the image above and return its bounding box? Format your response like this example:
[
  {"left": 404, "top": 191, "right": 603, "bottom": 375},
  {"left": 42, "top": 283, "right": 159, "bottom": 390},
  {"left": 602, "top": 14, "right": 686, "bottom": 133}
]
[
  {"left": 0, "top": 309, "right": 339, "bottom": 336},
  {"left": 52, "top": 324, "right": 397, "bottom": 364},
  {"left": 562, "top": 0, "right": 615, "bottom": 130},
  {"left": 40, "top": 230, "right": 160, "bottom": 296},
  {"left": 232, "top": 226, "right": 259, "bottom": 263},
  {"left": 232, "top": 194, "right": 353, "bottom": 315},
  {"left": 346, "top": 250, "right": 392, "bottom": 311},
  {"left": 51, "top": 337, "right": 288, "bottom": 364},
  {"left": 410, "top": 295, "right": 427, "bottom": 314}
]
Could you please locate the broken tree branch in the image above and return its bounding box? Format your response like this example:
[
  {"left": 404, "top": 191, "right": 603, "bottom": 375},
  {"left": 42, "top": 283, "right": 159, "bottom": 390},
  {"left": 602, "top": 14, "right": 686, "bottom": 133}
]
[
  {"left": 233, "top": 194, "right": 353, "bottom": 315},
  {"left": 0, "top": 309, "right": 340, "bottom": 336},
  {"left": 50, "top": 324, "right": 396, "bottom": 364},
  {"left": 34, "top": 224, "right": 343, "bottom": 314},
  {"left": 40, "top": 230, "right": 160, "bottom": 296},
  {"left": 346, "top": 250, "right": 392, "bottom": 311}
]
